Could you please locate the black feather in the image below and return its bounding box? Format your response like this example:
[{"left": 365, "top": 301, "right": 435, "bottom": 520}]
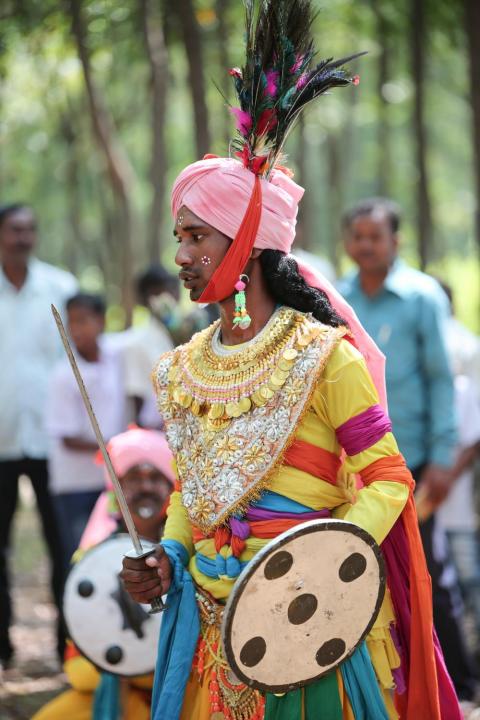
[{"left": 228, "top": 0, "right": 365, "bottom": 176}]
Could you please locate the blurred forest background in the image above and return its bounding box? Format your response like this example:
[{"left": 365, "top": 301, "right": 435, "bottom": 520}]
[{"left": 1, "top": 0, "right": 479, "bottom": 329}]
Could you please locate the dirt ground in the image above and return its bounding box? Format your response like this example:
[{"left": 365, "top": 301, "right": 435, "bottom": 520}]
[{"left": 0, "top": 481, "right": 67, "bottom": 720}]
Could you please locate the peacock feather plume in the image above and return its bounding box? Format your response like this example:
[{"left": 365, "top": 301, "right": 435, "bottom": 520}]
[{"left": 228, "top": 0, "right": 364, "bottom": 177}]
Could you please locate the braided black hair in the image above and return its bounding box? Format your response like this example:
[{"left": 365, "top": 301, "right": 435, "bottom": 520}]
[{"left": 260, "top": 250, "right": 347, "bottom": 328}]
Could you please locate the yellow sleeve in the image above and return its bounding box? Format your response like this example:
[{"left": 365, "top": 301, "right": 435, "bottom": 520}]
[
  {"left": 313, "top": 340, "right": 409, "bottom": 544},
  {"left": 162, "top": 490, "right": 194, "bottom": 558},
  {"left": 64, "top": 654, "right": 100, "bottom": 692}
]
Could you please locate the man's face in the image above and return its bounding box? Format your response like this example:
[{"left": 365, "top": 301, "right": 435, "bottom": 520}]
[
  {"left": 0, "top": 208, "right": 37, "bottom": 263},
  {"left": 119, "top": 463, "right": 172, "bottom": 525},
  {"left": 174, "top": 206, "right": 231, "bottom": 301},
  {"left": 67, "top": 306, "right": 104, "bottom": 356},
  {"left": 344, "top": 212, "right": 398, "bottom": 275}
]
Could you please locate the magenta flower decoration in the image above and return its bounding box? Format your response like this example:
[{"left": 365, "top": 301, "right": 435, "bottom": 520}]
[
  {"left": 230, "top": 107, "right": 253, "bottom": 136},
  {"left": 265, "top": 69, "right": 279, "bottom": 97}
]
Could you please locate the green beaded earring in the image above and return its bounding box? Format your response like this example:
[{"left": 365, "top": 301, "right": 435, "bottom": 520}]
[{"left": 233, "top": 274, "right": 252, "bottom": 330}]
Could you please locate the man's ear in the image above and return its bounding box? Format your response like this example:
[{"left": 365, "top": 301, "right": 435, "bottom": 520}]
[{"left": 250, "top": 248, "right": 263, "bottom": 260}]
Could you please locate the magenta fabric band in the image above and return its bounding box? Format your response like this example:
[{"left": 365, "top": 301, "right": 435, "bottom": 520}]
[
  {"left": 245, "top": 507, "right": 331, "bottom": 522},
  {"left": 335, "top": 404, "right": 392, "bottom": 457}
]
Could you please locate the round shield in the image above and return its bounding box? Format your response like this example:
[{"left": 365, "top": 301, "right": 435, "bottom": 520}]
[
  {"left": 64, "top": 534, "right": 163, "bottom": 676},
  {"left": 221, "top": 519, "right": 385, "bottom": 693}
]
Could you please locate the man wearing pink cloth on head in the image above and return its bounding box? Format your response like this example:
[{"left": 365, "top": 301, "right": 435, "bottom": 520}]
[
  {"left": 120, "top": 2, "right": 461, "bottom": 719},
  {"left": 33, "top": 426, "right": 175, "bottom": 720}
]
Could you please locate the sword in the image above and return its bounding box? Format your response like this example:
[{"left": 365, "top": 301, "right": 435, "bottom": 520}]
[{"left": 51, "top": 305, "right": 165, "bottom": 613}]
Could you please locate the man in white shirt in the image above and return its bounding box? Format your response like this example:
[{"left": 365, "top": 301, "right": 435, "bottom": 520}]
[{"left": 0, "top": 203, "right": 77, "bottom": 667}]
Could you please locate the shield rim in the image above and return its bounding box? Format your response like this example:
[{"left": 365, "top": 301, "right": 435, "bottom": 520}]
[{"left": 221, "top": 518, "right": 386, "bottom": 693}]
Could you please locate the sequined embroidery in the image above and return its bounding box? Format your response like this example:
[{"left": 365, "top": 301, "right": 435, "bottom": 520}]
[{"left": 154, "top": 308, "right": 346, "bottom": 533}]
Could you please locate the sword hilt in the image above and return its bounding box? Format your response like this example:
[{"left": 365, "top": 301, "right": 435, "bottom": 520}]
[{"left": 124, "top": 545, "right": 166, "bottom": 614}]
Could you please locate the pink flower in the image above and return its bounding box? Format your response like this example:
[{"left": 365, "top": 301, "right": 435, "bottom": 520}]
[
  {"left": 352, "top": 75, "right": 360, "bottom": 86},
  {"left": 230, "top": 107, "right": 253, "bottom": 136},
  {"left": 265, "top": 69, "right": 279, "bottom": 97},
  {"left": 229, "top": 67, "right": 242, "bottom": 78}
]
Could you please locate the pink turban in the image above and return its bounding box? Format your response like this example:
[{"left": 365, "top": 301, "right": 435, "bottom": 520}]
[
  {"left": 171, "top": 156, "right": 304, "bottom": 252},
  {"left": 97, "top": 427, "right": 175, "bottom": 488},
  {"left": 80, "top": 428, "right": 175, "bottom": 550}
]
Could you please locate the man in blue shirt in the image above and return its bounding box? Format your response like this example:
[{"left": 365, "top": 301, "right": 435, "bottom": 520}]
[{"left": 339, "top": 197, "right": 477, "bottom": 702}]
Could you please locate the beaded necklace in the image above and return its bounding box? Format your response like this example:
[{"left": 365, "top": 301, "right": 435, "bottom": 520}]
[{"left": 167, "top": 306, "right": 326, "bottom": 430}]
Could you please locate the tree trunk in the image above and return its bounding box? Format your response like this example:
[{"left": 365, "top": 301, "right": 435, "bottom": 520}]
[
  {"left": 327, "top": 133, "right": 342, "bottom": 273},
  {"left": 59, "top": 112, "right": 83, "bottom": 275},
  {"left": 373, "top": 4, "right": 391, "bottom": 196},
  {"left": 216, "top": 0, "right": 232, "bottom": 152},
  {"left": 69, "top": 0, "right": 136, "bottom": 325},
  {"left": 141, "top": 0, "right": 169, "bottom": 264},
  {"left": 175, "top": 0, "right": 211, "bottom": 157},
  {"left": 410, "top": 0, "right": 433, "bottom": 270},
  {"left": 465, "top": 0, "right": 480, "bottom": 266},
  {"left": 295, "top": 116, "right": 311, "bottom": 251}
]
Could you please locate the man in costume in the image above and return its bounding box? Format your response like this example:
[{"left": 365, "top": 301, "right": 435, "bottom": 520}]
[
  {"left": 121, "top": 2, "right": 462, "bottom": 718},
  {"left": 33, "top": 427, "right": 175, "bottom": 720}
]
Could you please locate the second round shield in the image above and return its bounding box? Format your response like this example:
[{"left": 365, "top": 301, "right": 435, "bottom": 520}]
[
  {"left": 64, "top": 534, "right": 163, "bottom": 677},
  {"left": 221, "top": 519, "right": 385, "bottom": 694}
]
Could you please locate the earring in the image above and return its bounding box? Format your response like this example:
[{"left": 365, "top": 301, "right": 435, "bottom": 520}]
[
  {"left": 177, "top": 212, "right": 184, "bottom": 226},
  {"left": 201, "top": 256, "right": 212, "bottom": 265},
  {"left": 233, "top": 274, "right": 252, "bottom": 330}
]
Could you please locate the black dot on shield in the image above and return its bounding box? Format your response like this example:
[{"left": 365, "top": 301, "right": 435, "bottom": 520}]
[
  {"left": 105, "top": 645, "right": 123, "bottom": 665},
  {"left": 264, "top": 550, "right": 294, "bottom": 580},
  {"left": 288, "top": 593, "right": 318, "bottom": 625},
  {"left": 338, "top": 552, "right": 367, "bottom": 582},
  {"left": 239, "top": 636, "right": 267, "bottom": 667},
  {"left": 77, "top": 579, "right": 94, "bottom": 598},
  {"left": 316, "top": 638, "right": 346, "bottom": 666}
]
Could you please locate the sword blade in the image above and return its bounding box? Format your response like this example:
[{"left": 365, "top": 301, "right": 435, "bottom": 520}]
[{"left": 51, "top": 304, "right": 143, "bottom": 555}]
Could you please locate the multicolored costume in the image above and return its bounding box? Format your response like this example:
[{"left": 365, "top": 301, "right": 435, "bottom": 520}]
[
  {"left": 150, "top": 2, "right": 461, "bottom": 718},
  {"left": 153, "top": 308, "right": 460, "bottom": 720}
]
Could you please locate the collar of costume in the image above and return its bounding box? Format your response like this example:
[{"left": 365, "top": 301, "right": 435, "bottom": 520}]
[{"left": 153, "top": 307, "right": 347, "bottom": 533}]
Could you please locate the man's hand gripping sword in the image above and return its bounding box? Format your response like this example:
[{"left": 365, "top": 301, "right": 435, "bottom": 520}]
[{"left": 51, "top": 305, "right": 165, "bottom": 613}]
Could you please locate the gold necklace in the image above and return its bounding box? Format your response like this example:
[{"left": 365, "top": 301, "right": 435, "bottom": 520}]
[{"left": 167, "top": 306, "right": 326, "bottom": 426}]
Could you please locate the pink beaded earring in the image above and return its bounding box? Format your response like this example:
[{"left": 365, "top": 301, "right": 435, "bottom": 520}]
[{"left": 233, "top": 274, "right": 252, "bottom": 330}]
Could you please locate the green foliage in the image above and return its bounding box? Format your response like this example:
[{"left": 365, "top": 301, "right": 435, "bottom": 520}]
[{"left": 0, "top": 0, "right": 478, "bottom": 330}]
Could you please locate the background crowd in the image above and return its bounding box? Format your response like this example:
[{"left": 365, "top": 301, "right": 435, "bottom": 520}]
[{"left": 1, "top": 0, "right": 480, "bottom": 718}]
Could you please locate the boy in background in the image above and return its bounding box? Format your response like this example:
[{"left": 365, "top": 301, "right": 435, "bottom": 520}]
[{"left": 46, "top": 293, "right": 127, "bottom": 577}]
